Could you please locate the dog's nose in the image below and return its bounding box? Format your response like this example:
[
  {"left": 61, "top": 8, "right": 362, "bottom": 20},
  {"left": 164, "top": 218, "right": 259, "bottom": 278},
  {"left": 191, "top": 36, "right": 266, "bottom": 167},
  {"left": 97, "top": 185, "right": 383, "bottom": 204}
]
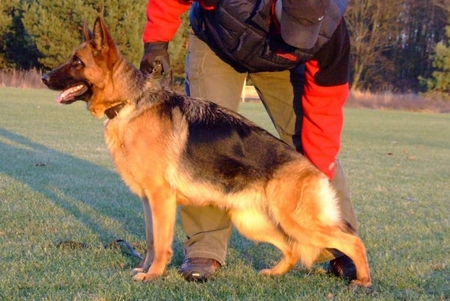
[{"left": 41, "top": 73, "right": 50, "bottom": 85}]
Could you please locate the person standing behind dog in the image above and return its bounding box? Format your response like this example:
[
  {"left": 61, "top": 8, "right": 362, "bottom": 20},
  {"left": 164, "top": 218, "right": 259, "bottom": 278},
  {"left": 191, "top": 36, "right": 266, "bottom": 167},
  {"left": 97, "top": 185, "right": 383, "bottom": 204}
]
[{"left": 140, "top": 0, "right": 361, "bottom": 282}]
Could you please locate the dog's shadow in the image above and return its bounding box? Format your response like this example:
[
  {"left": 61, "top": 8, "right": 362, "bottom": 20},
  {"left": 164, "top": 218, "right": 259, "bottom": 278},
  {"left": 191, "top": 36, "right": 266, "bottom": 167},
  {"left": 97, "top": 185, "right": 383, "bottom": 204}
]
[
  {"left": 0, "top": 126, "right": 280, "bottom": 272},
  {"left": 0, "top": 127, "right": 184, "bottom": 267}
]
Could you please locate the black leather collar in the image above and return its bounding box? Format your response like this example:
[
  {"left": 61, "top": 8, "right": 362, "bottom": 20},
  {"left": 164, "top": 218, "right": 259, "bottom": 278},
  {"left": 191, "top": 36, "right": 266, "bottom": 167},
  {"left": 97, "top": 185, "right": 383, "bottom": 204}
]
[{"left": 104, "top": 102, "right": 127, "bottom": 119}]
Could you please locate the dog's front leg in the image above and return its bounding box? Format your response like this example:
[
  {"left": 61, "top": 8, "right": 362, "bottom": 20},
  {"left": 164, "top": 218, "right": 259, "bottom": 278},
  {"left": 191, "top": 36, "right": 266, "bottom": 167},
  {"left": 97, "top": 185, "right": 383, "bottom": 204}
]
[
  {"left": 132, "top": 197, "right": 154, "bottom": 276},
  {"left": 133, "top": 186, "right": 177, "bottom": 282}
]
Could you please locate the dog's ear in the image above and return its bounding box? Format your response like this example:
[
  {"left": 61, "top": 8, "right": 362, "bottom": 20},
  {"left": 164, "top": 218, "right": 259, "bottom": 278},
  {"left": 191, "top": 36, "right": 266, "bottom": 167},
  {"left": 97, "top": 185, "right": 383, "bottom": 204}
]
[
  {"left": 92, "top": 16, "right": 120, "bottom": 62},
  {"left": 82, "top": 21, "right": 93, "bottom": 42},
  {"left": 92, "top": 16, "right": 106, "bottom": 52}
]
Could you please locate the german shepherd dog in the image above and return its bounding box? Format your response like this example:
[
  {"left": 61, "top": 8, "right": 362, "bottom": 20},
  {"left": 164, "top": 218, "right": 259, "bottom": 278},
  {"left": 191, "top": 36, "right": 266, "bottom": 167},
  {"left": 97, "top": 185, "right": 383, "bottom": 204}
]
[{"left": 42, "top": 17, "right": 371, "bottom": 287}]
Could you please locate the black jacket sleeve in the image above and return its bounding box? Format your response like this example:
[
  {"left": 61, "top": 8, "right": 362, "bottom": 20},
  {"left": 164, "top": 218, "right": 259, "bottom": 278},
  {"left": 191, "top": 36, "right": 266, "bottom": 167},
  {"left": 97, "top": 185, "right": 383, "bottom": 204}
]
[{"left": 312, "top": 18, "right": 351, "bottom": 87}]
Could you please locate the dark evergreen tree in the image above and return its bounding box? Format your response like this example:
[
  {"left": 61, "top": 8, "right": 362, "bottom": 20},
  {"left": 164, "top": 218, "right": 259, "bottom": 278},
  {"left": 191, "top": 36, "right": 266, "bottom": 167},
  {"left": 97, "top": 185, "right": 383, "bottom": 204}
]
[
  {"left": 421, "top": 25, "right": 450, "bottom": 97},
  {"left": 0, "top": 0, "right": 24, "bottom": 69},
  {"left": 0, "top": 1, "right": 14, "bottom": 67},
  {"left": 21, "top": 0, "right": 147, "bottom": 69},
  {"left": 18, "top": 0, "right": 189, "bottom": 76}
]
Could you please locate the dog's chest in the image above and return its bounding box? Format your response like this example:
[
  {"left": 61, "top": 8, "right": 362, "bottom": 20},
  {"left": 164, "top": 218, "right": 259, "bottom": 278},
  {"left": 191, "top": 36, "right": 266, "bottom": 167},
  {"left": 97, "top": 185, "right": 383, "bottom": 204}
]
[
  {"left": 103, "top": 105, "right": 138, "bottom": 157},
  {"left": 102, "top": 108, "right": 181, "bottom": 198},
  {"left": 103, "top": 118, "right": 147, "bottom": 196},
  {"left": 104, "top": 118, "right": 125, "bottom": 156}
]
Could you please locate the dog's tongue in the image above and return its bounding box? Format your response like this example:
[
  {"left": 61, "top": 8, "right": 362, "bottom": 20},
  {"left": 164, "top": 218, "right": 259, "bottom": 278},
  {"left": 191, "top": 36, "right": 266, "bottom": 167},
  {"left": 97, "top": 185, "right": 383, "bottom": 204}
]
[
  {"left": 56, "top": 92, "right": 67, "bottom": 104},
  {"left": 56, "top": 85, "right": 85, "bottom": 104}
]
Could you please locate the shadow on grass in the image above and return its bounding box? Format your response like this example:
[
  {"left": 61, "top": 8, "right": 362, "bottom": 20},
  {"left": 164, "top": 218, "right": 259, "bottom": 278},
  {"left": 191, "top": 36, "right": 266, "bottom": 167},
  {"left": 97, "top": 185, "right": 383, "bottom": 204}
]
[
  {"left": 0, "top": 127, "right": 150, "bottom": 263},
  {"left": 0, "top": 126, "right": 283, "bottom": 273}
]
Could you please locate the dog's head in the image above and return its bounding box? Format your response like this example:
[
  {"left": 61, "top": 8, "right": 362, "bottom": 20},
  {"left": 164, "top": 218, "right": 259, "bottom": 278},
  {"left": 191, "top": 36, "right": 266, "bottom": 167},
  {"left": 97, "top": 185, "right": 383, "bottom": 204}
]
[{"left": 41, "top": 16, "right": 129, "bottom": 117}]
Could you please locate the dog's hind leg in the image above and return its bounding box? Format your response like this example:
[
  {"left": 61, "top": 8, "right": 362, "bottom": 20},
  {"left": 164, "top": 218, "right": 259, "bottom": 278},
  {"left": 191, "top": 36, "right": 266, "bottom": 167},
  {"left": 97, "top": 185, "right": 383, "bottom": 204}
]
[
  {"left": 229, "top": 208, "right": 299, "bottom": 276},
  {"left": 259, "top": 249, "right": 299, "bottom": 276},
  {"left": 133, "top": 186, "right": 177, "bottom": 282},
  {"left": 132, "top": 197, "right": 154, "bottom": 276},
  {"left": 328, "top": 231, "right": 371, "bottom": 287},
  {"left": 305, "top": 228, "right": 371, "bottom": 287},
  {"left": 265, "top": 168, "right": 371, "bottom": 286},
  {"left": 276, "top": 213, "right": 371, "bottom": 286}
]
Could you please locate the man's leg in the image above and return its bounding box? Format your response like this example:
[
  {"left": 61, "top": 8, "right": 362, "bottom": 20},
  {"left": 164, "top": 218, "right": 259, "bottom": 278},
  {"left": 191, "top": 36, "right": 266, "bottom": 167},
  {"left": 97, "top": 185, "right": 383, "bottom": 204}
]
[
  {"left": 184, "top": 32, "right": 246, "bottom": 111},
  {"left": 179, "top": 32, "right": 247, "bottom": 281},
  {"left": 248, "top": 67, "right": 303, "bottom": 152},
  {"left": 249, "top": 66, "right": 359, "bottom": 280}
]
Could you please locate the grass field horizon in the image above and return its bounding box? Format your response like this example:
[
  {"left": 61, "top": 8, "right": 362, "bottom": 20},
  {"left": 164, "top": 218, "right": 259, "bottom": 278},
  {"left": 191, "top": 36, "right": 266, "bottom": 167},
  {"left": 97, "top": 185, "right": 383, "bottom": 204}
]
[{"left": 1, "top": 87, "right": 449, "bottom": 300}]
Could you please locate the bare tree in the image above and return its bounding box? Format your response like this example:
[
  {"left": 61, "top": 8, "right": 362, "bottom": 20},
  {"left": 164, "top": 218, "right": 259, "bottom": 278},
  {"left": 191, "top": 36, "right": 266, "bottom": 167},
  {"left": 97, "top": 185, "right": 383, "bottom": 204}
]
[
  {"left": 433, "top": 0, "right": 450, "bottom": 14},
  {"left": 346, "top": 0, "right": 447, "bottom": 92},
  {"left": 346, "top": 0, "right": 400, "bottom": 90}
]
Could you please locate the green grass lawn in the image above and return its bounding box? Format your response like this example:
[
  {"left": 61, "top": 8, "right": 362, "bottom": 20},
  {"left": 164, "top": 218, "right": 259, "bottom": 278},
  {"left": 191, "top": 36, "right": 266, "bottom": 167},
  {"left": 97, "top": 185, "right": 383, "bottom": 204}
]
[{"left": 1, "top": 87, "right": 449, "bottom": 300}]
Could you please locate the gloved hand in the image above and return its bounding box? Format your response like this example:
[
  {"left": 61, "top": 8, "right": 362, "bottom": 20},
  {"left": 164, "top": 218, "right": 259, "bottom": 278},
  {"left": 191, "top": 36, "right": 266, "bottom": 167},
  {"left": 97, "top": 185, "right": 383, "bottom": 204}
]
[{"left": 140, "top": 42, "right": 171, "bottom": 76}]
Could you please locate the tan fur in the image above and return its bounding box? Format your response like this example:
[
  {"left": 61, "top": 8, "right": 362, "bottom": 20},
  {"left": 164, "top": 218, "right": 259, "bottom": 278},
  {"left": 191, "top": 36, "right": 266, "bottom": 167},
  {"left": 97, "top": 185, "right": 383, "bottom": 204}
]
[{"left": 43, "top": 17, "right": 371, "bottom": 287}]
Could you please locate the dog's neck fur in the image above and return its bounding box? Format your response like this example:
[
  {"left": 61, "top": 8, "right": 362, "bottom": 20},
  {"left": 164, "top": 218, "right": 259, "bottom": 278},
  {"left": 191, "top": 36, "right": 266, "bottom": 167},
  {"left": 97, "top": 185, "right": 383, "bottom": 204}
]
[
  {"left": 99, "top": 60, "right": 147, "bottom": 119},
  {"left": 101, "top": 67, "right": 171, "bottom": 120}
]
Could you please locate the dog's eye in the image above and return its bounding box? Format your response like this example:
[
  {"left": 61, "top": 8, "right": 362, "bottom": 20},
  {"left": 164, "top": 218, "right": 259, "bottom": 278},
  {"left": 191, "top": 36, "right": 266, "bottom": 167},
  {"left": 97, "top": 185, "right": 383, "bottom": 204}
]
[{"left": 72, "top": 56, "right": 84, "bottom": 67}]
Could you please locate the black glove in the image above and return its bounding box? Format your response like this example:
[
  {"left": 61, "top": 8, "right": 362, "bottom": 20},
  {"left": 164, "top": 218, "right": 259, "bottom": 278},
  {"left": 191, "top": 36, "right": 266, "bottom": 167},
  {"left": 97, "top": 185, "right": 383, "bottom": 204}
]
[{"left": 140, "top": 42, "right": 171, "bottom": 76}]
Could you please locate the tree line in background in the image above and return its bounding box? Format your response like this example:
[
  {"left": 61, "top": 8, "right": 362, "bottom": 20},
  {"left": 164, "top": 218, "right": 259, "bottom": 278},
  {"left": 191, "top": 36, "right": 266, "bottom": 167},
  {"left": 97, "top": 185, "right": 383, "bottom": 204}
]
[{"left": 0, "top": 0, "right": 449, "bottom": 96}]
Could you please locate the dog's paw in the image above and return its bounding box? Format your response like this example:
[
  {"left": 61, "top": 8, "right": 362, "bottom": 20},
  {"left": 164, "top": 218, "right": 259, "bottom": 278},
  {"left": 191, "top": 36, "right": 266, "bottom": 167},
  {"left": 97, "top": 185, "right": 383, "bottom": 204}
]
[
  {"left": 132, "top": 268, "right": 145, "bottom": 276},
  {"left": 132, "top": 271, "right": 163, "bottom": 282},
  {"left": 132, "top": 272, "right": 148, "bottom": 282},
  {"left": 132, "top": 272, "right": 156, "bottom": 282},
  {"left": 351, "top": 278, "right": 372, "bottom": 287},
  {"left": 258, "top": 268, "right": 277, "bottom": 276}
]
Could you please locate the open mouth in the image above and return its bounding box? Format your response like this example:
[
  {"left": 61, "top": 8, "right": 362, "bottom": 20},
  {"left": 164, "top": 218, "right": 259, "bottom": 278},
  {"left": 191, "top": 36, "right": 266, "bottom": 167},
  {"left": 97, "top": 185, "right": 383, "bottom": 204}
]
[{"left": 57, "top": 84, "right": 90, "bottom": 104}]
